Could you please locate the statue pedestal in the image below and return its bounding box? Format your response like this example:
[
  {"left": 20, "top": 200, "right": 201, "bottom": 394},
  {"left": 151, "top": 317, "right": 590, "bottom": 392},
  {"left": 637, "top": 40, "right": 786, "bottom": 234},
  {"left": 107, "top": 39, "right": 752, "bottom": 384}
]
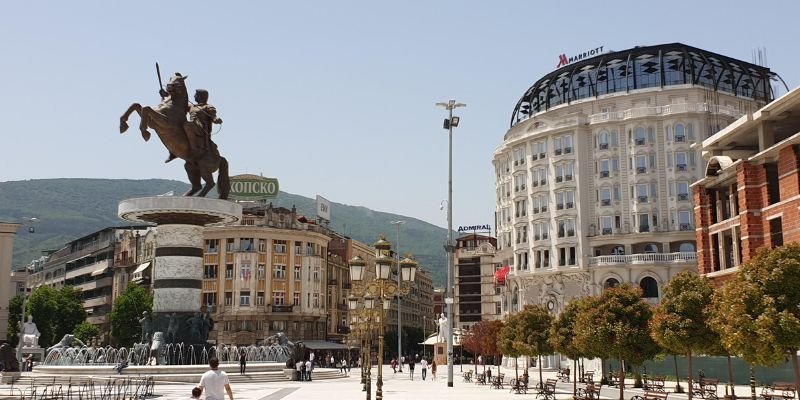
[
  {"left": 119, "top": 197, "right": 241, "bottom": 344},
  {"left": 433, "top": 342, "right": 447, "bottom": 366},
  {"left": 1, "top": 372, "right": 21, "bottom": 384}
]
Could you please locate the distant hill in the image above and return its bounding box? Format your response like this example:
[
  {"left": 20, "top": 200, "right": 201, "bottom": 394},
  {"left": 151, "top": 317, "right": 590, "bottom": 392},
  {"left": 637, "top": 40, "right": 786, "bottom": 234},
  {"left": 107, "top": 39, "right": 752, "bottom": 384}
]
[{"left": 0, "top": 179, "right": 448, "bottom": 286}]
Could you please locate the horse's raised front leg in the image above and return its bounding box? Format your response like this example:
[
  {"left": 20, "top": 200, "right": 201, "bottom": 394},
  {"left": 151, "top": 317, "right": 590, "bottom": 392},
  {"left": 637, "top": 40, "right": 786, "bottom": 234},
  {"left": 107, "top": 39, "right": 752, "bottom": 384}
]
[
  {"left": 184, "top": 162, "right": 202, "bottom": 196},
  {"left": 120, "top": 103, "right": 142, "bottom": 134},
  {"left": 197, "top": 169, "right": 216, "bottom": 198}
]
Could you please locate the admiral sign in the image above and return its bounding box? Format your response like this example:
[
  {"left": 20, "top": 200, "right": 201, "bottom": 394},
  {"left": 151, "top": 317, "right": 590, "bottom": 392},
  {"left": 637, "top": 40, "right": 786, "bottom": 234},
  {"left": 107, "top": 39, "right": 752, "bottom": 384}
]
[
  {"left": 457, "top": 224, "right": 491, "bottom": 233},
  {"left": 229, "top": 174, "right": 279, "bottom": 200},
  {"left": 556, "top": 45, "right": 604, "bottom": 68}
]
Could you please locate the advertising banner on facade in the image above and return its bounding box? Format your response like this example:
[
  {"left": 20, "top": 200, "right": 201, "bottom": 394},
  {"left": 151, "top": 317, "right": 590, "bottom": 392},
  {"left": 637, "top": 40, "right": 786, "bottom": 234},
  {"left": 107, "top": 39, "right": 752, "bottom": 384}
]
[
  {"left": 316, "top": 195, "right": 331, "bottom": 221},
  {"left": 229, "top": 174, "right": 279, "bottom": 201}
]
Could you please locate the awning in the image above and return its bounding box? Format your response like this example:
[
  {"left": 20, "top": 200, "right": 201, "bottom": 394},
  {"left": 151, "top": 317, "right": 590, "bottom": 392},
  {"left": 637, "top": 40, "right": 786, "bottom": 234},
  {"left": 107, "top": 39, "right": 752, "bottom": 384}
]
[
  {"left": 299, "top": 340, "right": 350, "bottom": 350},
  {"left": 132, "top": 262, "right": 151, "bottom": 274},
  {"left": 91, "top": 267, "right": 110, "bottom": 277},
  {"left": 494, "top": 265, "right": 510, "bottom": 285}
]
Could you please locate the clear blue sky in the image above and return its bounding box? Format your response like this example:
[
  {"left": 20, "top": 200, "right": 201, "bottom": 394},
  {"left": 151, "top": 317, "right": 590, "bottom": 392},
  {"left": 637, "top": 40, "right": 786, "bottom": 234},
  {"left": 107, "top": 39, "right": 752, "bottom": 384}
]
[{"left": 2, "top": 1, "right": 798, "bottom": 228}]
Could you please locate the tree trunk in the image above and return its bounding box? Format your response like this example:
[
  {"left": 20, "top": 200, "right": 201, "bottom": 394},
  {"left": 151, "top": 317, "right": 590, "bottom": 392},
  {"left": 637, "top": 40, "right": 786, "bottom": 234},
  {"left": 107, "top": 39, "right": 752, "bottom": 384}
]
[
  {"left": 574, "top": 358, "right": 578, "bottom": 396},
  {"left": 750, "top": 365, "right": 756, "bottom": 400},
  {"left": 539, "top": 354, "right": 544, "bottom": 387},
  {"left": 687, "top": 351, "right": 694, "bottom": 400},
  {"left": 792, "top": 349, "right": 800, "bottom": 400},
  {"left": 619, "top": 358, "right": 626, "bottom": 400},
  {"left": 673, "top": 355, "right": 683, "bottom": 392},
  {"left": 727, "top": 354, "right": 736, "bottom": 400},
  {"left": 515, "top": 356, "right": 519, "bottom": 382}
]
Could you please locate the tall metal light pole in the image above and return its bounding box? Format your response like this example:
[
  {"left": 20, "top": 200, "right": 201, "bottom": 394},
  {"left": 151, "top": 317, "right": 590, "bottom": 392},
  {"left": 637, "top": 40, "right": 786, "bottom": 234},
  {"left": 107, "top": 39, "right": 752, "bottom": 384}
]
[
  {"left": 16, "top": 216, "right": 38, "bottom": 364},
  {"left": 389, "top": 220, "right": 405, "bottom": 370},
  {"left": 436, "top": 99, "right": 465, "bottom": 387}
]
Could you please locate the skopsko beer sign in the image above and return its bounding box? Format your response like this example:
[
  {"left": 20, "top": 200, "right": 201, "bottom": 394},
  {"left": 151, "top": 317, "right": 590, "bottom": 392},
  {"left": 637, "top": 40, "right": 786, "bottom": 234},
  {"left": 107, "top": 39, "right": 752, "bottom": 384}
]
[{"left": 229, "top": 174, "right": 279, "bottom": 201}]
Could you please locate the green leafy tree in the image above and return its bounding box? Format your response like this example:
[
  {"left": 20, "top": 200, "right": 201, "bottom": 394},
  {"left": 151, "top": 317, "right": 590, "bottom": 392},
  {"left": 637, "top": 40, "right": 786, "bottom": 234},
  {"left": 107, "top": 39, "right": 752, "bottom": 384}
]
[
  {"left": 499, "top": 313, "right": 524, "bottom": 381},
  {"left": 6, "top": 295, "right": 23, "bottom": 348},
  {"left": 551, "top": 297, "right": 596, "bottom": 395},
  {"left": 709, "top": 244, "right": 800, "bottom": 392},
  {"left": 73, "top": 321, "right": 100, "bottom": 344},
  {"left": 651, "top": 272, "right": 720, "bottom": 400},
  {"left": 110, "top": 284, "right": 153, "bottom": 347},
  {"left": 574, "top": 285, "right": 660, "bottom": 400},
  {"left": 27, "top": 286, "right": 87, "bottom": 347},
  {"left": 513, "top": 305, "right": 553, "bottom": 384}
]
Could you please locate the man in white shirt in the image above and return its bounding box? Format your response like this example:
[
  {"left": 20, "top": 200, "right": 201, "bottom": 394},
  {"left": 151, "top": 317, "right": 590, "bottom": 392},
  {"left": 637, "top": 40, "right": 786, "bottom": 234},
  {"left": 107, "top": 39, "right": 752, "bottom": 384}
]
[
  {"left": 199, "top": 357, "right": 233, "bottom": 400},
  {"left": 420, "top": 358, "right": 428, "bottom": 381},
  {"left": 305, "top": 359, "right": 313, "bottom": 381}
]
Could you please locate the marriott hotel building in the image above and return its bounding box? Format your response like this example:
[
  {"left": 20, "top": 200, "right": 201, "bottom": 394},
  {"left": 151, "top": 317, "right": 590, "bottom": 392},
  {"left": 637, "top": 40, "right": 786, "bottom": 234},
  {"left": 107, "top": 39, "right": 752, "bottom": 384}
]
[{"left": 493, "top": 43, "right": 784, "bottom": 322}]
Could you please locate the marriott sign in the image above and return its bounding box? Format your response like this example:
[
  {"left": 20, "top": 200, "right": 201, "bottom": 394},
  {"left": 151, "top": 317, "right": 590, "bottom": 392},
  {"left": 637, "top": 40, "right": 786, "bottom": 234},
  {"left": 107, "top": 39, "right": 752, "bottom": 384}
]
[{"left": 556, "top": 45, "right": 604, "bottom": 69}]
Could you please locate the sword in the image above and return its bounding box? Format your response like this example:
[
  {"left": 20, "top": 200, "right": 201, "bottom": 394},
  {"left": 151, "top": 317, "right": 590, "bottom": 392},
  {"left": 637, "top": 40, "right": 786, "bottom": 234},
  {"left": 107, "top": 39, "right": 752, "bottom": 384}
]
[{"left": 156, "top": 62, "right": 164, "bottom": 97}]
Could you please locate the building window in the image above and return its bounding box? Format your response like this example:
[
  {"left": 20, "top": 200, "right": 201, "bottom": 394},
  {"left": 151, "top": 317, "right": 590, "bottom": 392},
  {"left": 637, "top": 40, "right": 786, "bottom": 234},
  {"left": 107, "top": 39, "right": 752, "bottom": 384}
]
[
  {"left": 679, "top": 211, "right": 693, "bottom": 231},
  {"left": 293, "top": 292, "right": 301, "bottom": 306},
  {"left": 293, "top": 266, "right": 301, "bottom": 280},
  {"left": 599, "top": 159, "right": 610, "bottom": 178},
  {"left": 676, "top": 181, "right": 689, "bottom": 201},
  {"left": 257, "top": 292, "right": 264, "bottom": 306},
  {"left": 274, "top": 265, "right": 286, "bottom": 279},
  {"left": 257, "top": 264, "right": 266, "bottom": 279},
  {"left": 637, "top": 214, "right": 650, "bottom": 233},
  {"left": 640, "top": 277, "right": 659, "bottom": 298},
  {"left": 313, "top": 293, "right": 320, "bottom": 308},
  {"left": 600, "top": 216, "right": 613, "bottom": 235},
  {"left": 225, "top": 264, "right": 234, "bottom": 279},
  {"left": 204, "top": 264, "right": 218, "bottom": 279},
  {"left": 239, "top": 291, "right": 250, "bottom": 306},
  {"left": 557, "top": 219, "right": 576, "bottom": 238},
  {"left": 226, "top": 238, "right": 235, "bottom": 252},
  {"left": 258, "top": 239, "right": 267, "bottom": 252},
  {"left": 604, "top": 278, "right": 620, "bottom": 289},
  {"left": 634, "top": 127, "right": 646, "bottom": 145},
  {"left": 273, "top": 291, "right": 285, "bottom": 305},
  {"left": 273, "top": 240, "right": 287, "bottom": 254},
  {"left": 224, "top": 292, "right": 233, "bottom": 306},
  {"left": 770, "top": 217, "right": 784, "bottom": 248},
  {"left": 599, "top": 187, "right": 611, "bottom": 206},
  {"left": 203, "top": 292, "right": 217, "bottom": 306},
  {"left": 205, "top": 239, "right": 219, "bottom": 253},
  {"left": 598, "top": 131, "right": 609, "bottom": 149},
  {"left": 558, "top": 247, "right": 576, "bottom": 266},
  {"left": 240, "top": 238, "right": 254, "bottom": 251},
  {"left": 635, "top": 155, "right": 647, "bottom": 174}
]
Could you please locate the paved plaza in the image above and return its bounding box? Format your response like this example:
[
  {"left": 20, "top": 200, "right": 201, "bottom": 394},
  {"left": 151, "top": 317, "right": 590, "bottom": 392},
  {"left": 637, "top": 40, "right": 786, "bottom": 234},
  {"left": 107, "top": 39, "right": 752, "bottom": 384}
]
[{"left": 0, "top": 364, "right": 763, "bottom": 400}]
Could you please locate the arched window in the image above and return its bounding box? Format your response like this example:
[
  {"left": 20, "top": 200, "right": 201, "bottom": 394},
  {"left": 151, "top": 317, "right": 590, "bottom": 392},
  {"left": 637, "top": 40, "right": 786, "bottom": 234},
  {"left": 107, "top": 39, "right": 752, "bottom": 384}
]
[
  {"left": 611, "top": 245, "right": 625, "bottom": 255},
  {"left": 599, "top": 131, "right": 609, "bottom": 148},
  {"left": 640, "top": 277, "right": 659, "bottom": 298},
  {"left": 604, "top": 278, "right": 620, "bottom": 289},
  {"left": 674, "top": 123, "right": 685, "bottom": 142},
  {"left": 512, "top": 287, "right": 519, "bottom": 312},
  {"left": 679, "top": 242, "right": 695, "bottom": 252},
  {"left": 644, "top": 243, "right": 658, "bottom": 253}
]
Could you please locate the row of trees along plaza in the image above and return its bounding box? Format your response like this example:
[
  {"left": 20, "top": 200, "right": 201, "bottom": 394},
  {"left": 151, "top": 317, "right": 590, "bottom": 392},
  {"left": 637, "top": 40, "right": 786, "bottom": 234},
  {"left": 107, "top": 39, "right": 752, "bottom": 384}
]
[
  {"left": 462, "top": 244, "right": 800, "bottom": 400},
  {"left": 7, "top": 284, "right": 153, "bottom": 349}
]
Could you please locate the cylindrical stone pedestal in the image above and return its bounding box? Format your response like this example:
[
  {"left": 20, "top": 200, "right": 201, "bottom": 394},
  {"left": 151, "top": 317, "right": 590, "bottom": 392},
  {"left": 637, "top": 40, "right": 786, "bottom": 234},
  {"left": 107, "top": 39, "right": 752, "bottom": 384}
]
[{"left": 119, "top": 197, "right": 241, "bottom": 345}]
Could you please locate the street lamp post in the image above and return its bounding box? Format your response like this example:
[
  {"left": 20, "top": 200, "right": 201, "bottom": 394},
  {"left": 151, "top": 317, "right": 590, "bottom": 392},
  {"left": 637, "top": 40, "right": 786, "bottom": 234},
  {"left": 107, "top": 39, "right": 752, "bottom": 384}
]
[
  {"left": 436, "top": 99, "right": 465, "bottom": 388},
  {"left": 349, "top": 237, "right": 418, "bottom": 400},
  {"left": 16, "top": 216, "right": 38, "bottom": 364},
  {"left": 389, "top": 220, "right": 405, "bottom": 370}
]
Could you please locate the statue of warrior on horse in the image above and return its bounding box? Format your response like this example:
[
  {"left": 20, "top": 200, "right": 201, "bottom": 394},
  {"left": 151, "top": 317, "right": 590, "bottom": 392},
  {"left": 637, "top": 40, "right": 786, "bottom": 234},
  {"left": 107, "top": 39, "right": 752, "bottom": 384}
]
[{"left": 119, "top": 64, "right": 230, "bottom": 199}]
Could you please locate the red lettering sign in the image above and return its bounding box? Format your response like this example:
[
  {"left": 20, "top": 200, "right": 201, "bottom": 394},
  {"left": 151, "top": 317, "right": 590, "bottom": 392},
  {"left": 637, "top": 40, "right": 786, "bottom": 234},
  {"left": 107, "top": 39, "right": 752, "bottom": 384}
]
[{"left": 556, "top": 53, "right": 569, "bottom": 68}]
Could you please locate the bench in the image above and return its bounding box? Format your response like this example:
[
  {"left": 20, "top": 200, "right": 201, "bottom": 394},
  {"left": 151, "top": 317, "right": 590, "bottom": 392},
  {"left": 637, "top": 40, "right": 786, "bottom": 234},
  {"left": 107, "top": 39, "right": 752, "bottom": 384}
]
[
  {"left": 536, "top": 378, "right": 558, "bottom": 400},
  {"left": 475, "top": 372, "right": 487, "bottom": 385},
  {"left": 644, "top": 375, "right": 666, "bottom": 392},
  {"left": 462, "top": 371, "right": 473, "bottom": 383},
  {"left": 557, "top": 368, "right": 571, "bottom": 382},
  {"left": 576, "top": 383, "right": 601, "bottom": 400},
  {"left": 510, "top": 376, "right": 529, "bottom": 394},
  {"left": 632, "top": 391, "right": 669, "bottom": 400},
  {"left": 762, "top": 382, "right": 796, "bottom": 400},
  {"left": 491, "top": 373, "right": 506, "bottom": 389},
  {"left": 609, "top": 372, "right": 624, "bottom": 388},
  {"left": 582, "top": 370, "right": 595, "bottom": 383},
  {"left": 691, "top": 378, "right": 719, "bottom": 400}
]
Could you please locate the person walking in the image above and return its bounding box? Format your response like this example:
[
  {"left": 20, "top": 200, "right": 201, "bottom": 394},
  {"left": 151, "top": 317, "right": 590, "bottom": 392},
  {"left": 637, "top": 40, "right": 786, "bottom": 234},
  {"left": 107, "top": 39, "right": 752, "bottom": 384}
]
[
  {"left": 305, "top": 359, "right": 313, "bottom": 381},
  {"left": 408, "top": 356, "right": 415, "bottom": 381},
  {"left": 390, "top": 358, "right": 397, "bottom": 373},
  {"left": 198, "top": 357, "right": 233, "bottom": 400},
  {"left": 420, "top": 358, "right": 428, "bottom": 381},
  {"left": 431, "top": 360, "right": 437, "bottom": 381},
  {"left": 238, "top": 349, "right": 246, "bottom": 376},
  {"left": 341, "top": 358, "right": 349, "bottom": 376},
  {"left": 398, "top": 355, "right": 404, "bottom": 373}
]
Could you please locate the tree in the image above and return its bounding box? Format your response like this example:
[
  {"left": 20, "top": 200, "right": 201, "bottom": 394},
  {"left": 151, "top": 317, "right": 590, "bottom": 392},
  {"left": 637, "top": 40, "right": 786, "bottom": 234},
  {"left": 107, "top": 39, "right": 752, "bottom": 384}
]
[
  {"left": 73, "top": 321, "right": 100, "bottom": 344},
  {"left": 6, "top": 295, "right": 23, "bottom": 348},
  {"left": 512, "top": 305, "right": 553, "bottom": 385},
  {"left": 27, "top": 286, "right": 87, "bottom": 347},
  {"left": 551, "top": 297, "right": 596, "bottom": 396},
  {"left": 110, "top": 284, "right": 153, "bottom": 347},
  {"left": 651, "top": 271, "right": 720, "bottom": 400},
  {"left": 499, "top": 313, "right": 524, "bottom": 381},
  {"left": 463, "top": 320, "right": 504, "bottom": 373},
  {"left": 574, "top": 285, "right": 660, "bottom": 400},
  {"left": 709, "top": 244, "right": 800, "bottom": 392}
]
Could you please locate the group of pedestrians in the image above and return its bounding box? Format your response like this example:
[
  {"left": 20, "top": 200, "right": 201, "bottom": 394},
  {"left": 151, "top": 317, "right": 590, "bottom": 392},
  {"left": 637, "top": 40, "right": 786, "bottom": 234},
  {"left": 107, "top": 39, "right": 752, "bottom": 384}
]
[{"left": 390, "top": 354, "right": 437, "bottom": 381}]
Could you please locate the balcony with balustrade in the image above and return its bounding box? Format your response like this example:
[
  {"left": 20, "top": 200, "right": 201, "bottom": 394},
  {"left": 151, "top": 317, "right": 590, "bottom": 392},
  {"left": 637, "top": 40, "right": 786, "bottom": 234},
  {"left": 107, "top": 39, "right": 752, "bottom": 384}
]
[{"left": 589, "top": 252, "right": 696, "bottom": 267}]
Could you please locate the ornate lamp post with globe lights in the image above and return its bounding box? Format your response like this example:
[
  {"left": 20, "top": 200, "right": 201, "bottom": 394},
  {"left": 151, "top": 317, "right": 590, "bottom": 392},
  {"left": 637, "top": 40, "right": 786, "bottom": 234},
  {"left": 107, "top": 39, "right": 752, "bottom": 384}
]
[{"left": 348, "top": 236, "right": 418, "bottom": 400}]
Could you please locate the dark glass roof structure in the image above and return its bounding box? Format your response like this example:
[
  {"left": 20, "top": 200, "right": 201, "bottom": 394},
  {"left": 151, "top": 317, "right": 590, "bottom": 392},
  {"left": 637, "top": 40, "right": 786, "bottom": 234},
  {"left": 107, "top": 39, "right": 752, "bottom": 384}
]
[{"left": 511, "top": 43, "right": 786, "bottom": 127}]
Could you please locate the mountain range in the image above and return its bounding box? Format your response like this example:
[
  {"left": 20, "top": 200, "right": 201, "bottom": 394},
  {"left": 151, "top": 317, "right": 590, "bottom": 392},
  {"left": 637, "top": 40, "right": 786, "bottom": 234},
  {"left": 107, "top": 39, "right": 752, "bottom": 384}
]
[{"left": 0, "top": 179, "right": 449, "bottom": 286}]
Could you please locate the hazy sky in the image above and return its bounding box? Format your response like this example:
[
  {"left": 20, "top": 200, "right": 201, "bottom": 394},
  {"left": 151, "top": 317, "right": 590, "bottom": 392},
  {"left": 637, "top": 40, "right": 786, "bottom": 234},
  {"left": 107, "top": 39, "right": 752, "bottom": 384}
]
[{"left": 2, "top": 1, "right": 799, "bottom": 228}]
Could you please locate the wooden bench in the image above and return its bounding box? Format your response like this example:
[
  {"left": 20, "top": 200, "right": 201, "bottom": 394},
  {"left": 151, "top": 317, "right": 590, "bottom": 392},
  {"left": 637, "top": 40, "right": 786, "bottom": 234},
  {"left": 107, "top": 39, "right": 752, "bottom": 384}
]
[
  {"left": 509, "top": 376, "right": 529, "bottom": 394},
  {"left": 631, "top": 391, "right": 669, "bottom": 400},
  {"left": 536, "top": 378, "right": 558, "bottom": 400},
  {"left": 762, "top": 382, "right": 796, "bottom": 400},
  {"left": 462, "top": 370, "right": 473, "bottom": 383},
  {"left": 644, "top": 375, "right": 666, "bottom": 392},
  {"left": 609, "top": 372, "right": 624, "bottom": 388},
  {"left": 557, "top": 368, "right": 571, "bottom": 382},
  {"left": 582, "top": 370, "right": 595, "bottom": 383},
  {"left": 691, "top": 378, "right": 719, "bottom": 400},
  {"left": 490, "top": 373, "right": 506, "bottom": 389},
  {"left": 475, "top": 372, "right": 487, "bottom": 385},
  {"left": 575, "top": 383, "right": 601, "bottom": 400}
]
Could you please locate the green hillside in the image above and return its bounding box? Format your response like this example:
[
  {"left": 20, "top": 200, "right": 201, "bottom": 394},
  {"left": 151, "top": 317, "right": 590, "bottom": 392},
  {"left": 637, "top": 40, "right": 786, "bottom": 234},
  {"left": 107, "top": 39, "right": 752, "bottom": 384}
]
[{"left": 0, "top": 179, "right": 448, "bottom": 286}]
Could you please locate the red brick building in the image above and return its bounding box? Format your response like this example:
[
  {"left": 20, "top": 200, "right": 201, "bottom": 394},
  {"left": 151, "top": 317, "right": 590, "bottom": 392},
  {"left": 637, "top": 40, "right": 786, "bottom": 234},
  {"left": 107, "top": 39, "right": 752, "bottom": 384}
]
[{"left": 693, "top": 86, "right": 800, "bottom": 284}]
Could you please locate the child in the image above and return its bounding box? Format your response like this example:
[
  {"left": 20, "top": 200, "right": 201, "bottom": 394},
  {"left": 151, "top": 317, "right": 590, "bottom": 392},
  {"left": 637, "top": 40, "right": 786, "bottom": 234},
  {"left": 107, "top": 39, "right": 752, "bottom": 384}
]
[{"left": 190, "top": 386, "right": 202, "bottom": 399}]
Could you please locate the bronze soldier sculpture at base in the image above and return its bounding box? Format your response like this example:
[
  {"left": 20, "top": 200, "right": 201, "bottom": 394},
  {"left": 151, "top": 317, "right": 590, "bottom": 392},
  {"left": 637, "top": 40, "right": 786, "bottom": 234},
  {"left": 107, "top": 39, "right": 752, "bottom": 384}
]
[{"left": 119, "top": 67, "right": 231, "bottom": 199}]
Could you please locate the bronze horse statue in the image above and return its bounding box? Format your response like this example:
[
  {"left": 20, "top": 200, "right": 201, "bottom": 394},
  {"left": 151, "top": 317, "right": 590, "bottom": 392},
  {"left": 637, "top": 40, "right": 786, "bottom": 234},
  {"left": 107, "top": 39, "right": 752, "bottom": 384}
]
[{"left": 119, "top": 73, "right": 230, "bottom": 199}]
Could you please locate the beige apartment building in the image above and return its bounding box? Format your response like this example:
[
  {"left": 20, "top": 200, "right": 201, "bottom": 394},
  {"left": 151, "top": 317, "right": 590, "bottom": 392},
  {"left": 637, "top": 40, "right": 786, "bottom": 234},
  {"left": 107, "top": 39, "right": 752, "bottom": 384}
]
[
  {"left": 453, "top": 233, "right": 502, "bottom": 331},
  {"left": 0, "top": 222, "right": 20, "bottom": 342}
]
